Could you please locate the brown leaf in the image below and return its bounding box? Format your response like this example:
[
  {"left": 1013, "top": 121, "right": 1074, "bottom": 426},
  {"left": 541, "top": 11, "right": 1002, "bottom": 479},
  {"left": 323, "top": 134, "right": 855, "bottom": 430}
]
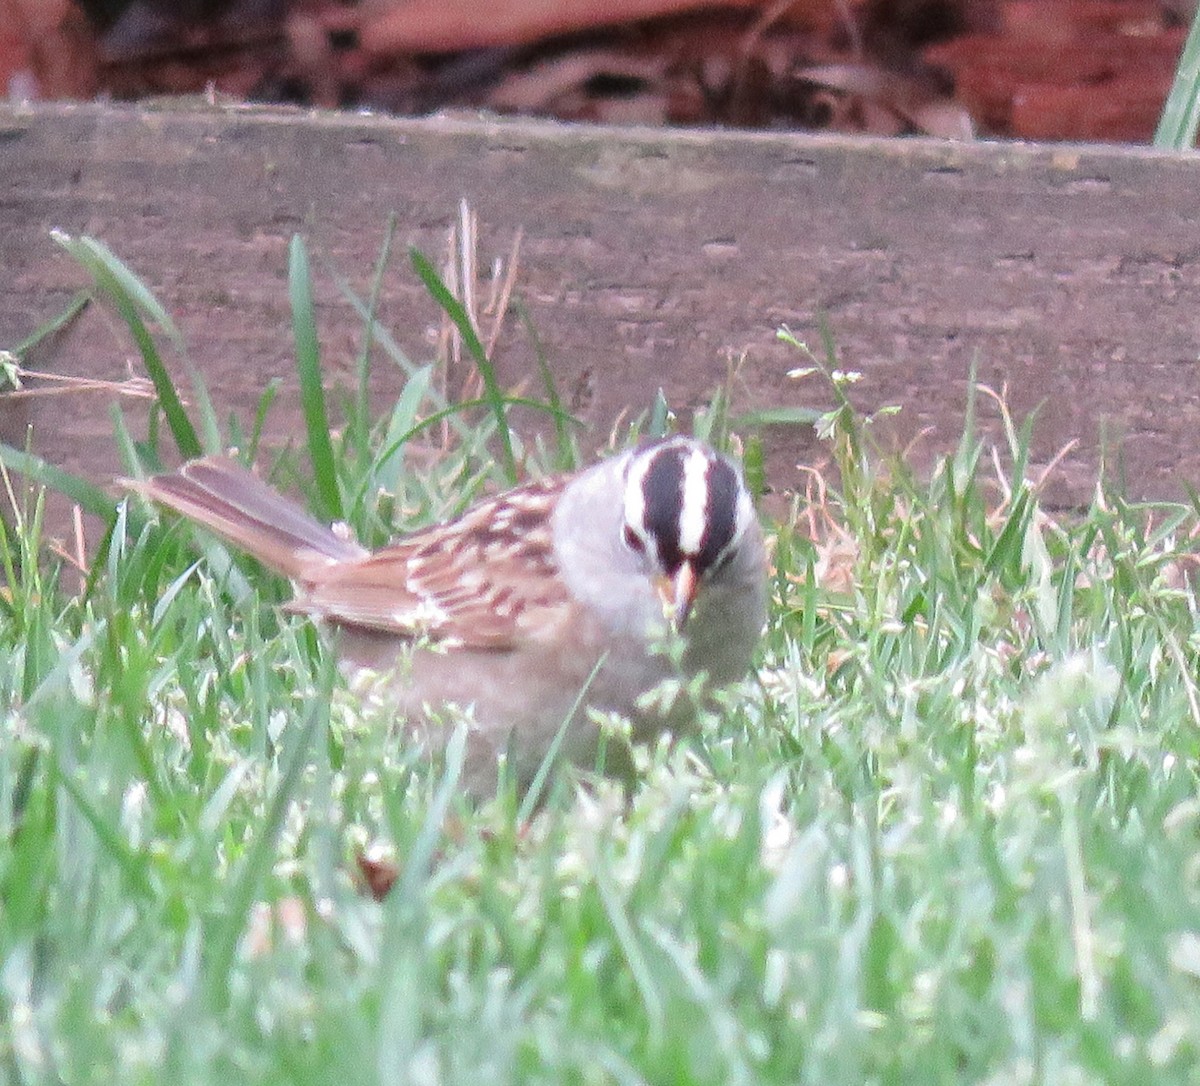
[
  {"left": 361, "top": 0, "right": 773, "bottom": 55},
  {"left": 794, "top": 60, "right": 973, "bottom": 136},
  {"left": 489, "top": 48, "right": 662, "bottom": 113},
  {"left": 356, "top": 850, "right": 400, "bottom": 901}
]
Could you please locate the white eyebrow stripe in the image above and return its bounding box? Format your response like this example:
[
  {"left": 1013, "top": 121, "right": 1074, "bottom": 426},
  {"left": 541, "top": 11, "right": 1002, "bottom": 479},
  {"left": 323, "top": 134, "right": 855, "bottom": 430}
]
[
  {"left": 678, "top": 447, "right": 710, "bottom": 556},
  {"left": 623, "top": 450, "right": 651, "bottom": 538}
]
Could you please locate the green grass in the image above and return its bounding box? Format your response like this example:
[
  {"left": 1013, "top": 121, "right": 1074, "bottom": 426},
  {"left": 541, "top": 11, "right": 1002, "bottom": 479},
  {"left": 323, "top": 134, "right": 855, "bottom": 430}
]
[
  {"left": 1159, "top": 1, "right": 1200, "bottom": 149},
  {"left": 4, "top": 235, "right": 1200, "bottom": 1084}
]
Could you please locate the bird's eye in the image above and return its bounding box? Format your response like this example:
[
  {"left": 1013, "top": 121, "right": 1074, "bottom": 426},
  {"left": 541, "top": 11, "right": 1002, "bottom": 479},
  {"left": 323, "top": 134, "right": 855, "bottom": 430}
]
[{"left": 623, "top": 525, "right": 646, "bottom": 554}]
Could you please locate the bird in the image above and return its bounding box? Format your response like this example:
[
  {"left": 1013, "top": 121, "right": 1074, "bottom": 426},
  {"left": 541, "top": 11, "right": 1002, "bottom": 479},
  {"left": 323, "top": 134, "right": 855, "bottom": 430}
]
[{"left": 129, "top": 436, "right": 767, "bottom": 797}]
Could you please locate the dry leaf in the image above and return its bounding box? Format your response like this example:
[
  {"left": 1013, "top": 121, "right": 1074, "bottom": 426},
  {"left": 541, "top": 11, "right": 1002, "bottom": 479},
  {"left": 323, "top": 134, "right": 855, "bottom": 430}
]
[
  {"left": 356, "top": 850, "right": 400, "bottom": 900},
  {"left": 362, "top": 0, "right": 775, "bottom": 55},
  {"left": 489, "top": 48, "right": 662, "bottom": 112},
  {"left": 794, "top": 61, "right": 973, "bottom": 136}
]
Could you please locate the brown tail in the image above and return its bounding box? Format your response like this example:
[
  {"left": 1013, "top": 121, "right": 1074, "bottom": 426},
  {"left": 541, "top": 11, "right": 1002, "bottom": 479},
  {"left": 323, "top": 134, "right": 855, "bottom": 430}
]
[{"left": 128, "top": 457, "right": 367, "bottom": 581}]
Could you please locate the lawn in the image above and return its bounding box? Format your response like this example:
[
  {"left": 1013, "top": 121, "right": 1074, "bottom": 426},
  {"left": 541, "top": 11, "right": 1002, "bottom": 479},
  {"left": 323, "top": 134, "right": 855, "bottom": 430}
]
[{"left": 2, "top": 235, "right": 1200, "bottom": 1085}]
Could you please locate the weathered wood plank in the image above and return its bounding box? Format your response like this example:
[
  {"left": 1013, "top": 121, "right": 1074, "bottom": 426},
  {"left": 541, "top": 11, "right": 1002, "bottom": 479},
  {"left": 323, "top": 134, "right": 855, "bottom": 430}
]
[{"left": 2, "top": 100, "right": 1199, "bottom": 512}]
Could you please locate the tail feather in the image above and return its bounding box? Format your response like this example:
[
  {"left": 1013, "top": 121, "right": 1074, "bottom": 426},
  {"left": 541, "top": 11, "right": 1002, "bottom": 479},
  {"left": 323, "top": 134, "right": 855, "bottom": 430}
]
[{"left": 129, "top": 457, "right": 367, "bottom": 581}]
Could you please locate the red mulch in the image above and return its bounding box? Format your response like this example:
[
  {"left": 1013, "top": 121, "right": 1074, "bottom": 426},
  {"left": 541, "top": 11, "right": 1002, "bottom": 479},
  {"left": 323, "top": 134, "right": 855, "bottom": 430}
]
[{"left": 1, "top": 0, "right": 1189, "bottom": 143}]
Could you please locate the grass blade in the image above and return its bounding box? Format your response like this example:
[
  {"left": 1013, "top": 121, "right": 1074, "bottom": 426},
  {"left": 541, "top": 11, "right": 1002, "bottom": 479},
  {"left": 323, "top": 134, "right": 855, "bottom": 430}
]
[
  {"left": 52, "top": 232, "right": 201, "bottom": 459},
  {"left": 56, "top": 234, "right": 184, "bottom": 347},
  {"left": 732, "top": 406, "right": 824, "bottom": 428},
  {"left": 410, "top": 247, "right": 517, "bottom": 482},
  {"left": 10, "top": 290, "right": 90, "bottom": 359},
  {"left": 289, "top": 235, "right": 342, "bottom": 521},
  {"left": 350, "top": 215, "right": 398, "bottom": 466},
  {"left": 0, "top": 445, "right": 116, "bottom": 518},
  {"left": 517, "top": 301, "right": 576, "bottom": 471},
  {"left": 1156, "top": 3, "right": 1200, "bottom": 149},
  {"left": 204, "top": 662, "right": 329, "bottom": 1008},
  {"left": 373, "top": 363, "right": 434, "bottom": 493}
]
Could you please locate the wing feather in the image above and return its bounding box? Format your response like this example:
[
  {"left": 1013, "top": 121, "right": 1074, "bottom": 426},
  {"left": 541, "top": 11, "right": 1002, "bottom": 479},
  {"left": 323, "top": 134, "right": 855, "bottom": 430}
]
[{"left": 292, "top": 478, "right": 571, "bottom": 650}]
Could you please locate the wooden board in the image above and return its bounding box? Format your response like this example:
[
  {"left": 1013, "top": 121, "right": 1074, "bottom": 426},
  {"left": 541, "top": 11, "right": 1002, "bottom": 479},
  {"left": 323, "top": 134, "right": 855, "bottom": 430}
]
[{"left": 3, "top": 99, "right": 1200, "bottom": 520}]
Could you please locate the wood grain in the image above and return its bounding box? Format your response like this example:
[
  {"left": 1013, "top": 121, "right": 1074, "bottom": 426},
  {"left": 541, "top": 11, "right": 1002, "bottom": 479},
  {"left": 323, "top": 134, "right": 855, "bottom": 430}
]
[{"left": 2, "top": 100, "right": 1199, "bottom": 519}]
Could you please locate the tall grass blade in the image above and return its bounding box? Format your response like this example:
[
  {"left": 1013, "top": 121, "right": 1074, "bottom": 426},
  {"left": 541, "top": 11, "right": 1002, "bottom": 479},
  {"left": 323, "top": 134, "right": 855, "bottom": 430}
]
[
  {"left": 187, "top": 363, "right": 222, "bottom": 454},
  {"left": 648, "top": 389, "right": 672, "bottom": 437},
  {"left": 52, "top": 232, "right": 201, "bottom": 459},
  {"left": 410, "top": 247, "right": 518, "bottom": 482},
  {"left": 732, "top": 407, "right": 823, "bottom": 428},
  {"left": 245, "top": 378, "right": 282, "bottom": 464},
  {"left": 289, "top": 235, "right": 342, "bottom": 521},
  {"left": 53, "top": 754, "right": 154, "bottom": 899},
  {"left": 10, "top": 290, "right": 90, "bottom": 359},
  {"left": 54, "top": 234, "right": 184, "bottom": 347},
  {"left": 373, "top": 364, "right": 434, "bottom": 493},
  {"left": 0, "top": 446, "right": 115, "bottom": 518},
  {"left": 518, "top": 302, "right": 577, "bottom": 471},
  {"left": 350, "top": 216, "right": 398, "bottom": 466},
  {"left": 1156, "top": 4, "right": 1200, "bottom": 148},
  {"left": 204, "top": 662, "right": 329, "bottom": 1008}
]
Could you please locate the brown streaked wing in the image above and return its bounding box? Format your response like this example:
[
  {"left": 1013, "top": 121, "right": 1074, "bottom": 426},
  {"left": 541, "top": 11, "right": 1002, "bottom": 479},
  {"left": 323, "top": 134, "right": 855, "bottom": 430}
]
[{"left": 291, "top": 477, "right": 571, "bottom": 650}]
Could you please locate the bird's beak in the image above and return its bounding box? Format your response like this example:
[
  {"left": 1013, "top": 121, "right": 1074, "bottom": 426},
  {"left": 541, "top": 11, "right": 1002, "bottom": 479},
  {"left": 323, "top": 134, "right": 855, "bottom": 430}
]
[{"left": 657, "top": 562, "right": 699, "bottom": 629}]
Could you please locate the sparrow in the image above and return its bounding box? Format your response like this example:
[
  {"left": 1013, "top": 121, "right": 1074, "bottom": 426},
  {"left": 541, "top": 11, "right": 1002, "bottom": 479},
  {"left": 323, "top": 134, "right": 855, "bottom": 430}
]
[{"left": 130, "top": 436, "right": 767, "bottom": 796}]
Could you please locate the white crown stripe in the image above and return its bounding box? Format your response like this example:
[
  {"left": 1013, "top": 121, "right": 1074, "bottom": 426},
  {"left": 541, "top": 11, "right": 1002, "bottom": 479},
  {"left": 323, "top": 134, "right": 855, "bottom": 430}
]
[
  {"left": 623, "top": 450, "right": 652, "bottom": 547},
  {"left": 677, "top": 447, "right": 711, "bottom": 557}
]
